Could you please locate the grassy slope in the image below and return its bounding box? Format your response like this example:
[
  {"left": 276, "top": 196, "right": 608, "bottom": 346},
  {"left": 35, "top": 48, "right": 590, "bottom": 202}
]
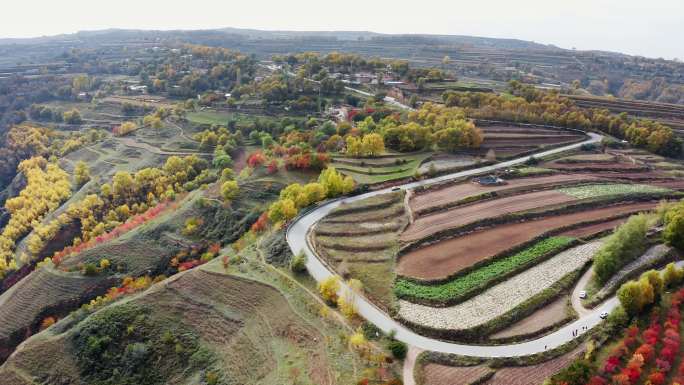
[{"left": 0, "top": 246, "right": 374, "bottom": 385}]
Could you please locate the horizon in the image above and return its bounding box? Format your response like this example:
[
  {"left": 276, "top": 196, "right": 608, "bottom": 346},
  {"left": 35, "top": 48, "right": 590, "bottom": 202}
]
[{"left": 2, "top": 0, "right": 683, "bottom": 60}]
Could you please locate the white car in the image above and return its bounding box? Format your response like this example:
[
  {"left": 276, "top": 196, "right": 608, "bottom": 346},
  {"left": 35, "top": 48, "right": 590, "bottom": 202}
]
[
  {"left": 600, "top": 311, "right": 609, "bottom": 319},
  {"left": 578, "top": 290, "right": 587, "bottom": 299}
]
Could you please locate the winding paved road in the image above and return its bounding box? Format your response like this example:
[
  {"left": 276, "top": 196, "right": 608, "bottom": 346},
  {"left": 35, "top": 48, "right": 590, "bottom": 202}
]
[{"left": 286, "top": 132, "right": 614, "bottom": 358}]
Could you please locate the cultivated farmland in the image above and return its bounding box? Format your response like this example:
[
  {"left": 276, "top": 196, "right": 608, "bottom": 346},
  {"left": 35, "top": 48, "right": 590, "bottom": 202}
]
[
  {"left": 313, "top": 191, "right": 408, "bottom": 309},
  {"left": 397, "top": 201, "right": 658, "bottom": 280},
  {"left": 397, "top": 242, "right": 602, "bottom": 332}
]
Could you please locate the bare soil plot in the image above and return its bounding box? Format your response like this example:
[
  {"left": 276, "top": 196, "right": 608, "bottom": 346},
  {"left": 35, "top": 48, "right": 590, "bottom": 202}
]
[
  {"left": 423, "top": 364, "right": 492, "bottom": 385},
  {"left": 397, "top": 202, "right": 656, "bottom": 280},
  {"left": 313, "top": 192, "right": 408, "bottom": 309},
  {"left": 410, "top": 174, "right": 600, "bottom": 214},
  {"left": 558, "top": 217, "right": 627, "bottom": 238},
  {"left": 489, "top": 295, "right": 570, "bottom": 340},
  {"left": 402, "top": 190, "right": 578, "bottom": 242},
  {"left": 483, "top": 345, "right": 585, "bottom": 385},
  {"left": 556, "top": 153, "right": 616, "bottom": 163},
  {"left": 591, "top": 171, "right": 672, "bottom": 180},
  {"left": 546, "top": 161, "right": 646, "bottom": 172}
]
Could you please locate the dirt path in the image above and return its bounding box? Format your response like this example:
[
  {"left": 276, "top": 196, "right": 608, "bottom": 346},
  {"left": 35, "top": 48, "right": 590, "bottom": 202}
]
[
  {"left": 403, "top": 345, "right": 423, "bottom": 385},
  {"left": 571, "top": 267, "right": 594, "bottom": 317}
]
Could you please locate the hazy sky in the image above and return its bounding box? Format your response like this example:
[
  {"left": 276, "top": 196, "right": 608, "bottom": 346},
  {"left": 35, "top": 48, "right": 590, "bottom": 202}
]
[{"left": 3, "top": 0, "right": 683, "bottom": 59}]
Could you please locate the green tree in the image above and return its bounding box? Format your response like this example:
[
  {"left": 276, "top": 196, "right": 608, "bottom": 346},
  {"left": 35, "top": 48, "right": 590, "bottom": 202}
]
[
  {"left": 220, "top": 180, "right": 239, "bottom": 202},
  {"left": 74, "top": 161, "right": 91, "bottom": 187}
]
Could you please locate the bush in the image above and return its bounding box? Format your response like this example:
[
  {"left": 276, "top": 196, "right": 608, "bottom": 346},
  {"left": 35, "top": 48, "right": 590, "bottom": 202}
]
[
  {"left": 525, "top": 156, "right": 539, "bottom": 165},
  {"left": 290, "top": 252, "right": 307, "bottom": 273},
  {"left": 318, "top": 276, "right": 340, "bottom": 305},
  {"left": 387, "top": 340, "right": 407, "bottom": 360}
]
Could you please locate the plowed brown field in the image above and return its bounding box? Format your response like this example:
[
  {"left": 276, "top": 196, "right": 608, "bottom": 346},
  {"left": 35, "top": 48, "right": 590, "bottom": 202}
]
[
  {"left": 547, "top": 161, "right": 645, "bottom": 171},
  {"left": 489, "top": 295, "right": 569, "bottom": 340},
  {"left": 423, "top": 364, "right": 492, "bottom": 385},
  {"left": 397, "top": 202, "right": 657, "bottom": 280},
  {"left": 410, "top": 174, "right": 600, "bottom": 214},
  {"left": 483, "top": 345, "right": 585, "bottom": 385},
  {"left": 558, "top": 218, "right": 627, "bottom": 238},
  {"left": 402, "top": 190, "right": 578, "bottom": 242}
]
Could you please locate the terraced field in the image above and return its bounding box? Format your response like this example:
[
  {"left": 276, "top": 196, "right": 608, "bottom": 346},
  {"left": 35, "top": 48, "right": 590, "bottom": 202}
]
[
  {"left": 410, "top": 173, "right": 601, "bottom": 215},
  {"left": 419, "top": 343, "right": 587, "bottom": 385},
  {"left": 397, "top": 201, "right": 657, "bottom": 280},
  {"left": 398, "top": 242, "right": 601, "bottom": 332},
  {"left": 489, "top": 295, "right": 572, "bottom": 340},
  {"left": 402, "top": 182, "right": 669, "bottom": 243},
  {"left": 0, "top": 266, "right": 116, "bottom": 362},
  {"left": 474, "top": 125, "right": 587, "bottom": 158},
  {"left": 330, "top": 153, "right": 431, "bottom": 184},
  {"left": 313, "top": 192, "right": 408, "bottom": 308},
  {"left": 0, "top": 265, "right": 363, "bottom": 385}
]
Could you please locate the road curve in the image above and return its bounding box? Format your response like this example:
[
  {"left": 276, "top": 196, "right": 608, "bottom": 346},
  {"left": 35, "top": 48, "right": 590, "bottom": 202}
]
[{"left": 286, "top": 132, "right": 614, "bottom": 357}]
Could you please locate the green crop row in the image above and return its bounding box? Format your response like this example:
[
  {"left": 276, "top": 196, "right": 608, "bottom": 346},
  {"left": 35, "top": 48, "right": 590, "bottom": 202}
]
[{"left": 394, "top": 236, "right": 576, "bottom": 305}]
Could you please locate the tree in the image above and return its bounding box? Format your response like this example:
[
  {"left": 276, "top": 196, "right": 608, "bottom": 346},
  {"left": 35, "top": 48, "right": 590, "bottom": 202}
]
[
  {"left": 268, "top": 198, "right": 297, "bottom": 223},
  {"left": 361, "top": 133, "right": 385, "bottom": 156},
  {"left": 63, "top": 109, "right": 83, "bottom": 125},
  {"left": 290, "top": 252, "right": 307, "bottom": 273},
  {"left": 618, "top": 280, "right": 644, "bottom": 316},
  {"left": 663, "top": 262, "right": 684, "bottom": 288},
  {"left": 220, "top": 180, "right": 239, "bottom": 202},
  {"left": 114, "top": 121, "right": 138, "bottom": 136},
  {"left": 387, "top": 340, "right": 407, "bottom": 359},
  {"left": 593, "top": 214, "right": 651, "bottom": 284},
  {"left": 74, "top": 161, "right": 91, "bottom": 187},
  {"left": 664, "top": 202, "right": 684, "bottom": 250},
  {"left": 318, "top": 275, "right": 340, "bottom": 304},
  {"left": 318, "top": 167, "right": 354, "bottom": 198}
]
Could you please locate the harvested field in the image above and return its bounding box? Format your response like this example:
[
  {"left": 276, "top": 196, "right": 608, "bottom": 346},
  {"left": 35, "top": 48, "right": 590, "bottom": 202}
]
[
  {"left": 546, "top": 161, "right": 646, "bottom": 172},
  {"left": 325, "top": 201, "right": 405, "bottom": 224},
  {"left": 482, "top": 345, "right": 586, "bottom": 385},
  {"left": 489, "top": 295, "right": 570, "bottom": 340},
  {"left": 556, "top": 183, "right": 671, "bottom": 199},
  {"left": 558, "top": 218, "right": 627, "bottom": 238},
  {"left": 557, "top": 153, "right": 617, "bottom": 163},
  {"left": 422, "top": 363, "right": 493, "bottom": 385},
  {"left": 398, "top": 242, "right": 601, "bottom": 331},
  {"left": 0, "top": 267, "right": 347, "bottom": 385},
  {"left": 397, "top": 202, "right": 657, "bottom": 280},
  {"left": 313, "top": 191, "right": 408, "bottom": 308},
  {"left": 410, "top": 174, "right": 601, "bottom": 215},
  {"left": 403, "top": 190, "right": 579, "bottom": 242},
  {"left": 0, "top": 266, "right": 116, "bottom": 361}
]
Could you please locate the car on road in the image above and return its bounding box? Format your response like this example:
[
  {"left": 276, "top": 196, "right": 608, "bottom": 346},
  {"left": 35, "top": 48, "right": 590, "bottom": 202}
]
[
  {"left": 578, "top": 290, "right": 587, "bottom": 299},
  {"left": 600, "top": 311, "right": 609, "bottom": 319},
  {"left": 391, "top": 187, "right": 401, "bottom": 192}
]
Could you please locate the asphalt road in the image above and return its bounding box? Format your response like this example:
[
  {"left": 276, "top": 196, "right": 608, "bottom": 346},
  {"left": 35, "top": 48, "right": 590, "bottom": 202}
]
[{"left": 285, "top": 132, "right": 617, "bottom": 357}]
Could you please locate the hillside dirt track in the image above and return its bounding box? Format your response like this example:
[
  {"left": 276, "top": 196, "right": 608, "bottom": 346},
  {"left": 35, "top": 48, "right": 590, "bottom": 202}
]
[
  {"left": 410, "top": 174, "right": 601, "bottom": 214},
  {"left": 402, "top": 190, "right": 578, "bottom": 242},
  {"left": 397, "top": 202, "right": 657, "bottom": 280}
]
